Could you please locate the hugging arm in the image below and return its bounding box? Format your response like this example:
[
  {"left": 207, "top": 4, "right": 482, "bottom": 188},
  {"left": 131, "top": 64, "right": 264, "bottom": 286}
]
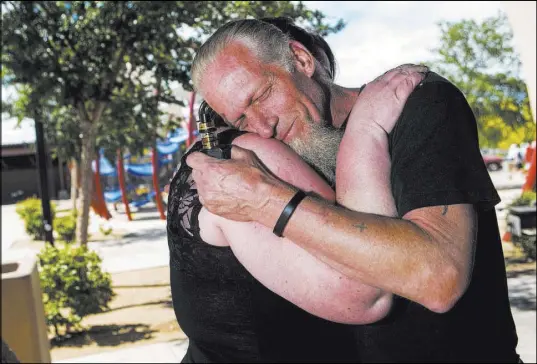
[
  {"left": 238, "top": 80, "right": 479, "bottom": 313},
  {"left": 189, "top": 70, "right": 481, "bottom": 313},
  {"left": 199, "top": 133, "right": 392, "bottom": 324}
]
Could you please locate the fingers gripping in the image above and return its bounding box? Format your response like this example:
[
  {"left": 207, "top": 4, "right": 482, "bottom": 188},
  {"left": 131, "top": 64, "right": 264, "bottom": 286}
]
[
  {"left": 389, "top": 71, "right": 426, "bottom": 101},
  {"left": 231, "top": 145, "right": 255, "bottom": 161},
  {"left": 352, "top": 64, "right": 429, "bottom": 135},
  {"left": 376, "top": 64, "right": 429, "bottom": 85},
  {"left": 395, "top": 63, "right": 429, "bottom": 75}
]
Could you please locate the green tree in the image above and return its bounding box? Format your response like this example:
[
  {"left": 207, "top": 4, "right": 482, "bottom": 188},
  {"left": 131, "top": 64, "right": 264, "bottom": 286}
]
[
  {"left": 427, "top": 11, "right": 535, "bottom": 149},
  {"left": 2, "top": 1, "right": 344, "bottom": 245}
]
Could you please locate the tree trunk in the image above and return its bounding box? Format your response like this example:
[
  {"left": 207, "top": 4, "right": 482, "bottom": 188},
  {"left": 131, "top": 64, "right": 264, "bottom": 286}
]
[
  {"left": 76, "top": 121, "right": 96, "bottom": 246},
  {"left": 151, "top": 75, "right": 166, "bottom": 220},
  {"left": 152, "top": 143, "right": 166, "bottom": 220},
  {"left": 70, "top": 158, "right": 79, "bottom": 213},
  {"left": 58, "top": 153, "right": 65, "bottom": 193},
  {"left": 46, "top": 146, "right": 56, "bottom": 200}
]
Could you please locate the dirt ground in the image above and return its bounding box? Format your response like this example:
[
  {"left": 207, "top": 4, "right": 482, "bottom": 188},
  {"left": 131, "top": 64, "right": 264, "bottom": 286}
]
[{"left": 49, "top": 266, "right": 187, "bottom": 362}]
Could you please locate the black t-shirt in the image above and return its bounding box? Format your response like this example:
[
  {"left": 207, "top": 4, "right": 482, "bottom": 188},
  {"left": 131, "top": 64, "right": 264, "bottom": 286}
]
[
  {"left": 167, "top": 130, "right": 360, "bottom": 363},
  {"left": 353, "top": 73, "right": 519, "bottom": 362}
]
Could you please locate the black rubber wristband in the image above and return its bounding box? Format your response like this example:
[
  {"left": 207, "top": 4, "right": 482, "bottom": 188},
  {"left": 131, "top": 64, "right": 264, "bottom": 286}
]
[{"left": 273, "top": 190, "right": 307, "bottom": 238}]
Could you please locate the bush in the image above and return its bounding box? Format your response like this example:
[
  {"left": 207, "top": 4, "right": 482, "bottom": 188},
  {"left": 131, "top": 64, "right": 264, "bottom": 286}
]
[
  {"left": 54, "top": 214, "right": 77, "bottom": 243},
  {"left": 15, "top": 197, "right": 56, "bottom": 240},
  {"left": 38, "top": 244, "right": 115, "bottom": 338},
  {"left": 509, "top": 191, "right": 537, "bottom": 207},
  {"left": 512, "top": 234, "right": 536, "bottom": 261},
  {"left": 98, "top": 222, "right": 112, "bottom": 236}
]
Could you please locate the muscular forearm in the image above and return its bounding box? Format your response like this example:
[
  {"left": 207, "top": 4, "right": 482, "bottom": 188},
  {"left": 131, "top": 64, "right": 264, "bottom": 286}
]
[
  {"left": 256, "top": 187, "right": 467, "bottom": 313},
  {"left": 329, "top": 125, "right": 396, "bottom": 307}
]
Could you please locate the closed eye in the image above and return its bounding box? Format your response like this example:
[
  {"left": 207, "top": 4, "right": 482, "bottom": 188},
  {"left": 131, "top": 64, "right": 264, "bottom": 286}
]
[
  {"left": 256, "top": 85, "right": 272, "bottom": 103},
  {"left": 234, "top": 84, "right": 272, "bottom": 130}
]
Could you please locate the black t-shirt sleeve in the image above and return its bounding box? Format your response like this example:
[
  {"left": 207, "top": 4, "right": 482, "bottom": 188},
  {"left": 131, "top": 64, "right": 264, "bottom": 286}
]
[{"left": 388, "top": 73, "right": 500, "bottom": 217}]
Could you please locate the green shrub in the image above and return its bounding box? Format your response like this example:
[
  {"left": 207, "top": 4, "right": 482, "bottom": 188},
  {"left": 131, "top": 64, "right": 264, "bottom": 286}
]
[
  {"left": 509, "top": 191, "right": 537, "bottom": 207},
  {"left": 512, "top": 234, "right": 536, "bottom": 261},
  {"left": 37, "top": 244, "right": 115, "bottom": 338},
  {"left": 15, "top": 197, "right": 56, "bottom": 240},
  {"left": 54, "top": 214, "right": 77, "bottom": 243},
  {"left": 98, "top": 223, "right": 112, "bottom": 236}
]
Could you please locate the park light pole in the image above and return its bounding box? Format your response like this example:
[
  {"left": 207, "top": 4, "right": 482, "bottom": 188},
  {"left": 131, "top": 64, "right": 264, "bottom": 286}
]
[{"left": 34, "top": 108, "right": 54, "bottom": 246}]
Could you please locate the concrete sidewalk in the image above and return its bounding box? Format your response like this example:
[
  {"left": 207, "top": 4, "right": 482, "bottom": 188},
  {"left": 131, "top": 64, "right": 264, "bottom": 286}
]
[
  {"left": 2, "top": 203, "right": 170, "bottom": 274},
  {"left": 54, "top": 339, "right": 189, "bottom": 363},
  {"left": 508, "top": 273, "right": 537, "bottom": 363},
  {"left": 489, "top": 168, "right": 527, "bottom": 190}
]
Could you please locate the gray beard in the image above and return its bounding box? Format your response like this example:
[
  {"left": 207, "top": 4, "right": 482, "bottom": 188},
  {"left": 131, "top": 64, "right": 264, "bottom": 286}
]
[{"left": 287, "top": 121, "right": 344, "bottom": 186}]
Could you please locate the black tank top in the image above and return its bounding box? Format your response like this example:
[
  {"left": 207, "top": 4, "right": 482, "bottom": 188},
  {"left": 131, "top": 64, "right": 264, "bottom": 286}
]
[{"left": 167, "top": 129, "right": 360, "bottom": 363}]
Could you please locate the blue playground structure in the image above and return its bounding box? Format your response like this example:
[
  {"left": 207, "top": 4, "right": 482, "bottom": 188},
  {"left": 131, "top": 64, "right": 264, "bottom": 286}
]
[{"left": 92, "top": 128, "right": 190, "bottom": 212}]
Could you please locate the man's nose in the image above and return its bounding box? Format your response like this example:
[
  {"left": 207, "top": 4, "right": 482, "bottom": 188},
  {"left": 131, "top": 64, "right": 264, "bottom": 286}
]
[{"left": 246, "top": 110, "right": 277, "bottom": 139}]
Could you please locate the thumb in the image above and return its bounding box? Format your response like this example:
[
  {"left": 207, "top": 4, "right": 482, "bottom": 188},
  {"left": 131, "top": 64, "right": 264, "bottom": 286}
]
[
  {"left": 394, "top": 72, "right": 426, "bottom": 101},
  {"left": 186, "top": 151, "right": 211, "bottom": 168},
  {"left": 230, "top": 145, "right": 254, "bottom": 161}
]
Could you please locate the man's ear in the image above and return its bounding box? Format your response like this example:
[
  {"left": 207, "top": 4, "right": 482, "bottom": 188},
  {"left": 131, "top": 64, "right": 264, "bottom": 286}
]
[{"left": 289, "top": 40, "right": 315, "bottom": 78}]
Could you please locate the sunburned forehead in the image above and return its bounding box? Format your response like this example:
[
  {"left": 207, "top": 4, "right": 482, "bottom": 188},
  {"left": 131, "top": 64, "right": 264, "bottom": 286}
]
[
  {"left": 200, "top": 42, "right": 263, "bottom": 92},
  {"left": 200, "top": 43, "right": 268, "bottom": 123}
]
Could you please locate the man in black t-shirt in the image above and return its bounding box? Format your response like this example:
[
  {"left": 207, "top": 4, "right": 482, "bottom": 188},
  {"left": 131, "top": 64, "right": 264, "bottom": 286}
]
[
  {"left": 185, "top": 19, "right": 520, "bottom": 362},
  {"left": 353, "top": 72, "right": 519, "bottom": 362}
]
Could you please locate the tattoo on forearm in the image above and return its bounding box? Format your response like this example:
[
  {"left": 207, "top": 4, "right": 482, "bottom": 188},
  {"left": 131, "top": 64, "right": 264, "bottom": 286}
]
[
  {"left": 354, "top": 222, "right": 367, "bottom": 232},
  {"left": 442, "top": 205, "right": 448, "bottom": 215}
]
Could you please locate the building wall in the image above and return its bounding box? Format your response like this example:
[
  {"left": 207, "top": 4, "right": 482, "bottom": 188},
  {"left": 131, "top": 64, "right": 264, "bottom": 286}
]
[{"left": 1, "top": 165, "right": 68, "bottom": 205}]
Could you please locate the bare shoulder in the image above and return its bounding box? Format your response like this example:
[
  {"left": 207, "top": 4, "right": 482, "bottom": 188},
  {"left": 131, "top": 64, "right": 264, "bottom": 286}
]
[
  {"left": 232, "top": 133, "right": 335, "bottom": 202},
  {"left": 232, "top": 133, "right": 293, "bottom": 156}
]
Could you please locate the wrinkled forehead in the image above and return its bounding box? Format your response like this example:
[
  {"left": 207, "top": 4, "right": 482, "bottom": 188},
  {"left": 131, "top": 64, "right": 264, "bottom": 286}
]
[{"left": 199, "top": 44, "right": 265, "bottom": 116}]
